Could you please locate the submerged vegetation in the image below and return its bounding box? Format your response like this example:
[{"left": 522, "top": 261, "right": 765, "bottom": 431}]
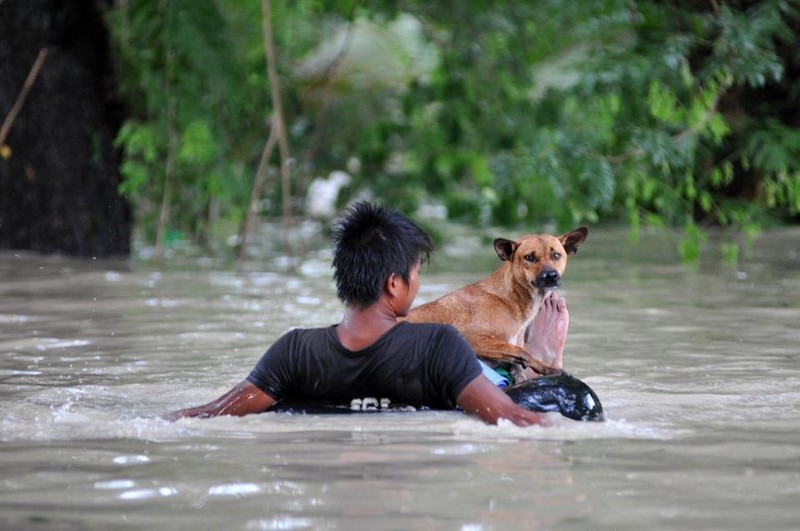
[{"left": 107, "top": 0, "right": 800, "bottom": 261}]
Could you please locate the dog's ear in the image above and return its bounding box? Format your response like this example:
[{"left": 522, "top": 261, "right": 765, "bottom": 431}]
[
  {"left": 494, "top": 238, "right": 518, "bottom": 261},
  {"left": 559, "top": 227, "right": 588, "bottom": 255}
]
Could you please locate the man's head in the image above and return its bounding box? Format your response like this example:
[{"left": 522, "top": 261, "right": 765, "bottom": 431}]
[{"left": 332, "top": 201, "right": 432, "bottom": 309}]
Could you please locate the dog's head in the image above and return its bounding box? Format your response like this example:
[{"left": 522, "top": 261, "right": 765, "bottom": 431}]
[{"left": 493, "top": 227, "right": 588, "bottom": 292}]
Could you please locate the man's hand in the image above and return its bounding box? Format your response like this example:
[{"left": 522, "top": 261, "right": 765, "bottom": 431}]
[{"left": 456, "top": 375, "right": 552, "bottom": 427}]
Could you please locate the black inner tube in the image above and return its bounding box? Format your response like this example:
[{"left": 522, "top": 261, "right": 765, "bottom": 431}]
[
  {"left": 269, "top": 373, "right": 604, "bottom": 422},
  {"left": 503, "top": 373, "right": 604, "bottom": 422}
]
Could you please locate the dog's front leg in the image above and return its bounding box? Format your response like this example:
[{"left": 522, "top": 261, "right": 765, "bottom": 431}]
[{"left": 464, "top": 334, "right": 558, "bottom": 377}]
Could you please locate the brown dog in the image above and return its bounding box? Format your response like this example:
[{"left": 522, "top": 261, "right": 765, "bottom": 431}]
[{"left": 405, "top": 227, "right": 588, "bottom": 382}]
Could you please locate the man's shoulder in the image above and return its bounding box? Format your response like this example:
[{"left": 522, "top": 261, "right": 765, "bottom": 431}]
[
  {"left": 283, "top": 325, "right": 334, "bottom": 338},
  {"left": 272, "top": 326, "right": 334, "bottom": 351}
]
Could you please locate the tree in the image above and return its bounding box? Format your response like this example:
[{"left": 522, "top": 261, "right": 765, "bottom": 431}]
[
  {"left": 109, "top": 0, "right": 253, "bottom": 259},
  {"left": 0, "top": 0, "right": 130, "bottom": 256},
  {"left": 387, "top": 0, "right": 800, "bottom": 260},
  {"left": 555, "top": 0, "right": 800, "bottom": 259},
  {"left": 7, "top": 1, "right": 798, "bottom": 261}
]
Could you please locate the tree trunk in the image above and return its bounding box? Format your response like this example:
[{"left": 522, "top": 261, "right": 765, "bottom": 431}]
[
  {"left": 238, "top": 0, "right": 293, "bottom": 261},
  {"left": 0, "top": 0, "right": 131, "bottom": 257}
]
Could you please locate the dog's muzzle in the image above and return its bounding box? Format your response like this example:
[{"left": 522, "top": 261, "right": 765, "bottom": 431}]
[{"left": 534, "top": 269, "right": 561, "bottom": 289}]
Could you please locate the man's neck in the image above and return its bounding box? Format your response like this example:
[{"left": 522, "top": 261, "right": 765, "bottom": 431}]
[{"left": 336, "top": 303, "right": 399, "bottom": 352}]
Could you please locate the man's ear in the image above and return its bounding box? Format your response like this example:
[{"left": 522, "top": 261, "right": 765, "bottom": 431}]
[
  {"left": 494, "top": 238, "right": 518, "bottom": 261},
  {"left": 559, "top": 227, "right": 588, "bottom": 255},
  {"left": 385, "top": 272, "right": 403, "bottom": 297}
]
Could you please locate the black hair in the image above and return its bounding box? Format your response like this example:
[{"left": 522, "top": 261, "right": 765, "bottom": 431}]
[{"left": 331, "top": 201, "right": 432, "bottom": 309}]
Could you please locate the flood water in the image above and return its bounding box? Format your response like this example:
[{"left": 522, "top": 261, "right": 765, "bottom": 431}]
[{"left": 1, "top": 225, "right": 799, "bottom": 530}]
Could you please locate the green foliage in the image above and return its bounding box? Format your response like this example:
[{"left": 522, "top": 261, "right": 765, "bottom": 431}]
[
  {"left": 538, "top": 0, "right": 800, "bottom": 259},
  {"left": 108, "top": 0, "right": 260, "bottom": 246},
  {"left": 116, "top": 122, "right": 158, "bottom": 199},
  {"left": 743, "top": 120, "right": 800, "bottom": 215},
  {"left": 105, "top": 0, "right": 800, "bottom": 261}
]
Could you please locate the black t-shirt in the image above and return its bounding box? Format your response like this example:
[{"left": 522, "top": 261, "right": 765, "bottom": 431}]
[{"left": 246, "top": 321, "right": 482, "bottom": 410}]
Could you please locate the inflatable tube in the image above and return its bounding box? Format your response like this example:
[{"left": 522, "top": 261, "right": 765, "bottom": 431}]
[
  {"left": 504, "top": 373, "right": 604, "bottom": 422},
  {"left": 270, "top": 373, "right": 604, "bottom": 421}
]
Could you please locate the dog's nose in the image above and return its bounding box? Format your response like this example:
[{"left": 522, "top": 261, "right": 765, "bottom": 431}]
[{"left": 536, "top": 269, "right": 560, "bottom": 288}]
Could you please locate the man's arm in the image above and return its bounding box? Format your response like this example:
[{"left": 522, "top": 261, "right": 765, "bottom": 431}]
[
  {"left": 456, "top": 375, "right": 551, "bottom": 427},
  {"left": 164, "top": 380, "right": 276, "bottom": 421}
]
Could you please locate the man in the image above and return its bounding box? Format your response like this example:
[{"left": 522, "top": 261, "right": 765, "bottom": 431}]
[{"left": 167, "top": 202, "right": 567, "bottom": 426}]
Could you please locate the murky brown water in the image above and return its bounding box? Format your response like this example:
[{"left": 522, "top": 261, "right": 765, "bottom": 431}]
[{"left": 2, "top": 226, "right": 799, "bottom": 530}]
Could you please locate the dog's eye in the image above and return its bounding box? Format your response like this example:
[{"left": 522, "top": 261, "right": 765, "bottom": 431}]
[
  {"left": 552, "top": 252, "right": 562, "bottom": 260},
  {"left": 524, "top": 254, "right": 537, "bottom": 263}
]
